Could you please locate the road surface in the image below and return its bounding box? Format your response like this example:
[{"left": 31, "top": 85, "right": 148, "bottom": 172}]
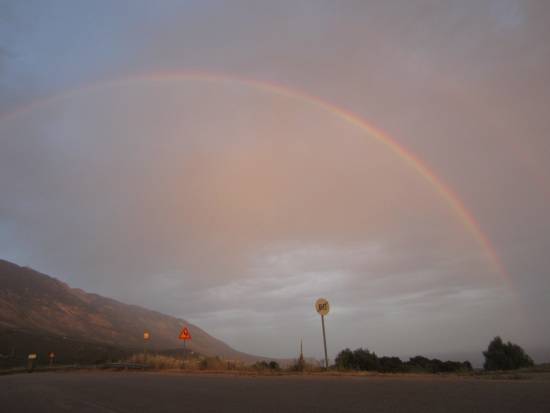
[{"left": 1, "top": 371, "right": 549, "bottom": 412}]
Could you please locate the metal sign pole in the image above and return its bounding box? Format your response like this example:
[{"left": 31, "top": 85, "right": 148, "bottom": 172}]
[
  {"left": 321, "top": 314, "right": 328, "bottom": 369},
  {"left": 143, "top": 331, "right": 150, "bottom": 362},
  {"left": 179, "top": 327, "right": 192, "bottom": 361},
  {"left": 315, "top": 298, "right": 330, "bottom": 370}
]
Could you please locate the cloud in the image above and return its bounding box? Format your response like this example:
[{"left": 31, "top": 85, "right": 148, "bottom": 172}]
[{"left": 1, "top": 0, "right": 549, "bottom": 359}]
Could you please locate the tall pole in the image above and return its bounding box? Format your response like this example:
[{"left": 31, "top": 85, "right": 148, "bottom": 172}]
[
  {"left": 315, "top": 298, "right": 330, "bottom": 370},
  {"left": 321, "top": 314, "right": 328, "bottom": 369}
]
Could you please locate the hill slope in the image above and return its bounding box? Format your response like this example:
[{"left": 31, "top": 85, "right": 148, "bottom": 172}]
[{"left": 0, "top": 259, "right": 259, "bottom": 363}]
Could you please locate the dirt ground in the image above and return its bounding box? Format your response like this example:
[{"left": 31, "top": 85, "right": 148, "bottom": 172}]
[{"left": 1, "top": 371, "right": 549, "bottom": 412}]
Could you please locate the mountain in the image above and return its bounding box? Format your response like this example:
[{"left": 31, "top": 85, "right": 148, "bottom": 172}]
[{"left": 0, "top": 259, "right": 260, "bottom": 365}]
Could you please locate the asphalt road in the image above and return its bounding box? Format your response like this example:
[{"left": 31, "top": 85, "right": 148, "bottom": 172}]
[{"left": 1, "top": 371, "right": 549, "bottom": 413}]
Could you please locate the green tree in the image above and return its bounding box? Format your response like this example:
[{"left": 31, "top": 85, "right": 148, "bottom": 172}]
[
  {"left": 483, "top": 336, "right": 534, "bottom": 370},
  {"left": 335, "top": 348, "right": 355, "bottom": 370},
  {"left": 268, "top": 361, "right": 280, "bottom": 370},
  {"left": 378, "top": 356, "right": 404, "bottom": 373},
  {"left": 353, "top": 348, "right": 380, "bottom": 371}
]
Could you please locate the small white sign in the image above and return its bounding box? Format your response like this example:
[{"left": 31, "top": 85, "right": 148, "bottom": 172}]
[
  {"left": 315, "top": 298, "right": 330, "bottom": 316},
  {"left": 28, "top": 353, "right": 37, "bottom": 360}
]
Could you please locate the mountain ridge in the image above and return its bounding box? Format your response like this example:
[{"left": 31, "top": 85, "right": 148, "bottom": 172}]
[{"left": 0, "top": 259, "right": 261, "bottom": 363}]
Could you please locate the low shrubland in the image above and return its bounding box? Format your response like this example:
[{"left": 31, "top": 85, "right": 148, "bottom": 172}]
[
  {"left": 334, "top": 348, "right": 472, "bottom": 373},
  {"left": 122, "top": 336, "right": 537, "bottom": 375}
]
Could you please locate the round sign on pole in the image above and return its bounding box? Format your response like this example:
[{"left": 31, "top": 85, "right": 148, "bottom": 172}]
[{"left": 315, "top": 298, "right": 330, "bottom": 316}]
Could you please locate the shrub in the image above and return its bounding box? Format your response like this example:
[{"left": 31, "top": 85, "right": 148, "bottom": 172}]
[
  {"left": 334, "top": 348, "right": 472, "bottom": 373},
  {"left": 268, "top": 361, "right": 280, "bottom": 370},
  {"left": 335, "top": 348, "right": 355, "bottom": 370},
  {"left": 252, "top": 360, "right": 280, "bottom": 371},
  {"left": 199, "top": 356, "right": 225, "bottom": 370},
  {"left": 288, "top": 358, "right": 321, "bottom": 372},
  {"left": 405, "top": 356, "right": 472, "bottom": 373},
  {"left": 128, "top": 353, "right": 185, "bottom": 369},
  {"left": 335, "top": 348, "right": 379, "bottom": 371},
  {"left": 483, "top": 336, "right": 534, "bottom": 371},
  {"left": 353, "top": 348, "right": 380, "bottom": 371},
  {"left": 253, "top": 360, "right": 269, "bottom": 369},
  {"left": 378, "top": 356, "right": 404, "bottom": 373}
]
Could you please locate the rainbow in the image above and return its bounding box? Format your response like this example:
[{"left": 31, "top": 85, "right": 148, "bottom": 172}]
[{"left": 0, "top": 70, "right": 510, "bottom": 285}]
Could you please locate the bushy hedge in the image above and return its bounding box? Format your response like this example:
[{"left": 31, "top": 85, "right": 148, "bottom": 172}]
[
  {"left": 252, "top": 360, "right": 280, "bottom": 370},
  {"left": 334, "top": 348, "right": 472, "bottom": 373}
]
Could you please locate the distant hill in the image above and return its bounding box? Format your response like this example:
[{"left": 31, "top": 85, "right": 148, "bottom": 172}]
[{"left": 0, "top": 259, "right": 262, "bottom": 365}]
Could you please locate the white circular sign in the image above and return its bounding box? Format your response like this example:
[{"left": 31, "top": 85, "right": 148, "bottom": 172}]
[{"left": 315, "top": 298, "right": 330, "bottom": 316}]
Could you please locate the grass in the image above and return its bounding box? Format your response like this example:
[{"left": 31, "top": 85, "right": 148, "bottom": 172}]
[
  {"left": 127, "top": 353, "right": 251, "bottom": 371},
  {"left": 3, "top": 353, "right": 549, "bottom": 380}
]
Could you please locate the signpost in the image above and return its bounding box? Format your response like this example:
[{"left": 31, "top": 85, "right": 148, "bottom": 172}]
[
  {"left": 315, "top": 298, "right": 330, "bottom": 369},
  {"left": 178, "top": 327, "right": 192, "bottom": 354},
  {"left": 27, "top": 353, "right": 37, "bottom": 372},
  {"left": 48, "top": 352, "right": 55, "bottom": 367},
  {"left": 143, "top": 331, "right": 150, "bottom": 360}
]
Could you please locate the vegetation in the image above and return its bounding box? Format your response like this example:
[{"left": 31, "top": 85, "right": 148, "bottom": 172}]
[
  {"left": 334, "top": 348, "right": 472, "bottom": 373},
  {"left": 483, "top": 336, "right": 534, "bottom": 371},
  {"left": 199, "top": 356, "right": 227, "bottom": 370},
  {"left": 128, "top": 353, "right": 187, "bottom": 369},
  {"left": 290, "top": 350, "right": 307, "bottom": 372},
  {"left": 0, "top": 328, "right": 132, "bottom": 369},
  {"left": 127, "top": 353, "right": 230, "bottom": 370},
  {"left": 252, "top": 360, "right": 280, "bottom": 371},
  {"left": 406, "top": 356, "right": 472, "bottom": 373}
]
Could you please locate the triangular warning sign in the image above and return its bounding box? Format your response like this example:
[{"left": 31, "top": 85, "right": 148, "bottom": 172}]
[{"left": 178, "top": 327, "right": 191, "bottom": 340}]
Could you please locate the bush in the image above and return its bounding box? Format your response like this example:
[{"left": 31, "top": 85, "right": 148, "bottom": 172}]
[
  {"left": 334, "top": 348, "right": 472, "bottom": 373},
  {"left": 269, "top": 361, "right": 280, "bottom": 370},
  {"left": 406, "top": 355, "right": 432, "bottom": 371},
  {"left": 127, "top": 353, "right": 185, "bottom": 369},
  {"left": 288, "top": 358, "right": 320, "bottom": 372},
  {"left": 335, "top": 348, "right": 379, "bottom": 371},
  {"left": 252, "top": 360, "right": 280, "bottom": 371},
  {"left": 483, "top": 336, "right": 534, "bottom": 371},
  {"left": 378, "top": 356, "right": 404, "bottom": 373},
  {"left": 199, "top": 356, "right": 225, "bottom": 370},
  {"left": 335, "top": 348, "right": 355, "bottom": 370},
  {"left": 354, "top": 348, "right": 380, "bottom": 371},
  {"left": 405, "top": 356, "right": 472, "bottom": 373}
]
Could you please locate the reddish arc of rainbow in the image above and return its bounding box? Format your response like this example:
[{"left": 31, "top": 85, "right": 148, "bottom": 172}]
[{"left": 0, "top": 70, "right": 511, "bottom": 286}]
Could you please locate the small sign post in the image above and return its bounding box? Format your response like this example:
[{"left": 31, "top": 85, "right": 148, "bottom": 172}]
[
  {"left": 27, "top": 353, "right": 37, "bottom": 372},
  {"left": 315, "top": 298, "right": 330, "bottom": 369},
  {"left": 143, "top": 331, "right": 150, "bottom": 360},
  {"left": 178, "top": 327, "right": 192, "bottom": 354},
  {"left": 48, "top": 352, "right": 55, "bottom": 368}
]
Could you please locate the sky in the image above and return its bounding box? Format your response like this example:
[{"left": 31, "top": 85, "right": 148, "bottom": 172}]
[{"left": 1, "top": 0, "right": 549, "bottom": 363}]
